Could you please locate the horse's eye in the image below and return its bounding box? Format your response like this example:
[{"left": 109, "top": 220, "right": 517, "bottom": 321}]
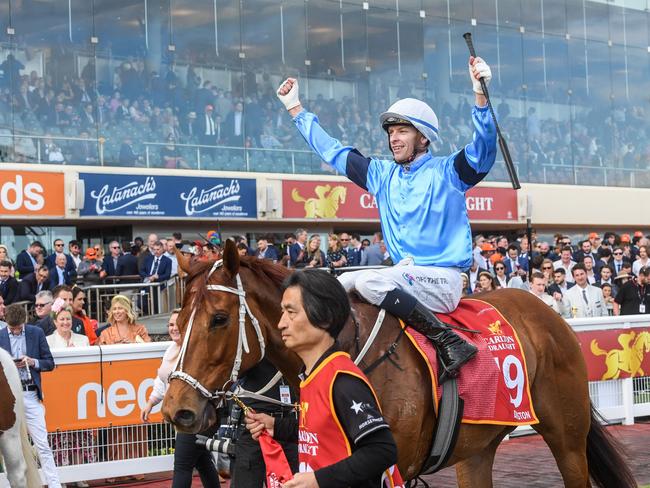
[{"left": 210, "top": 313, "right": 230, "bottom": 329}]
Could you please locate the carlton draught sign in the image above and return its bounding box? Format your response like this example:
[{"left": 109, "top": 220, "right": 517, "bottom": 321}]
[{"left": 282, "top": 180, "right": 518, "bottom": 221}]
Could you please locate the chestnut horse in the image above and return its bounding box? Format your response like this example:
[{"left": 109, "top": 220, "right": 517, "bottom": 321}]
[
  {"left": 0, "top": 348, "right": 41, "bottom": 488},
  {"left": 163, "top": 241, "right": 635, "bottom": 487}
]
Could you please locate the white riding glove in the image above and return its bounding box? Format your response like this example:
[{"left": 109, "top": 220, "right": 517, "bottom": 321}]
[
  {"left": 277, "top": 78, "right": 301, "bottom": 110},
  {"left": 469, "top": 57, "right": 492, "bottom": 95}
]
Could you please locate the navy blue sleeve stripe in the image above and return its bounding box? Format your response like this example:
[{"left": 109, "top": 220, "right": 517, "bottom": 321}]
[
  {"left": 454, "top": 149, "right": 488, "bottom": 187},
  {"left": 345, "top": 149, "right": 370, "bottom": 191}
]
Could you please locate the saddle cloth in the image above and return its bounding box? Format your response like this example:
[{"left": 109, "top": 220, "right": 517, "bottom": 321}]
[{"left": 404, "top": 298, "right": 539, "bottom": 426}]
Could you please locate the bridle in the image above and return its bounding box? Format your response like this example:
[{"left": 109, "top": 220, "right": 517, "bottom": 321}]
[{"left": 168, "top": 259, "right": 266, "bottom": 402}]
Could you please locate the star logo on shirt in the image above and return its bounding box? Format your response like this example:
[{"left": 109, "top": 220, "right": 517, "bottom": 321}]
[{"left": 350, "top": 400, "right": 364, "bottom": 414}]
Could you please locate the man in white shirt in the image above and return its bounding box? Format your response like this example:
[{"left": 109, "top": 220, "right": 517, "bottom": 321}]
[
  {"left": 553, "top": 246, "right": 577, "bottom": 282},
  {"left": 529, "top": 272, "right": 566, "bottom": 315},
  {"left": 165, "top": 239, "right": 179, "bottom": 276},
  {"left": 68, "top": 240, "right": 82, "bottom": 270},
  {"left": 563, "top": 263, "right": 608, "bottom": 318}
]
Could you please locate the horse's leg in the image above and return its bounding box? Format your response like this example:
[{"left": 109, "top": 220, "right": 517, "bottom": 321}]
[
  {"left": 455, "top": 432, "right": 508, "bottom": 488},
  {"left": 0, "top": 428, "right": 28, "bottom": 488},
  {"left": 530, "top": 384, "right": 591, "bottom": 487}
]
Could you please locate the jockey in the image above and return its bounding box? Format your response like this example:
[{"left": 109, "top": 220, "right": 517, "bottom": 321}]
[{"left": 277, "top": 56, "right": 496, "bottom": 377}]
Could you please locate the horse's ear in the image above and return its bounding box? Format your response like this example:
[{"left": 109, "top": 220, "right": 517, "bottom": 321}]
[
  {"left": 174, "top": 246, "right": 192, "bottom": 274},
  {"left": 222, "top": 239, "right": 240, "bottom": 277}
]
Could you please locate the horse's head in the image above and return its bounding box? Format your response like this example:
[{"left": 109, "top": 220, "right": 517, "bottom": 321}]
[{"left": 162, "top": 240, "right": 299, "bottom": 433}]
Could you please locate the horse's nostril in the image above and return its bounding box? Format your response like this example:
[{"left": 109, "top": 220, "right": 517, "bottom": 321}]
[{"left": 174, "top": 409, "right": 196, "bottom": 426}]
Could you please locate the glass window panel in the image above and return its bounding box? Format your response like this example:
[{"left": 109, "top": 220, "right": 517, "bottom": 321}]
[
  {"left": 566, "top": 0, "right": 585, "bottom": 39},
  {"left": 497, "top": 27, "right": 524, "bottom": 99},
  {"left": 609, "top": 5, "right": 625, "bottom": 46},
  {"left": 544, "top": 36, "right": 569, "bottom": 103},
  {"left": 522, "top": 0, "right": 543, "bottom": 33},
  {"left": 306, "top": 0, "right": 342, "bottom": 77},
  {"left": 584, "top": 1, "right": 609, "bottom": 42},
  {"left": 341, "top": 2, "right": 367, "bottom": 77},
  {"left": 568, "top": 38, "right": 588, "bottom": 102},
  {"left": 398, "top": 10, "right": 425, "bottom": 82},
  {"left": 497, "top": 0, "right": 521, "bottom": 29},
  {"left": 623, "top": 6, "right": 648, "bottom": 48},
  {"left": 522, "top": 32, "right": 545, "bottom": 99},
  {"left": 473, "top": 0, "right": 496, "bottom": 26},
  {"left": 448, "top": 1, "right": 472, "bottom": 22},
  {"left": 543, "top": 0, "right": 567, "bottom": 36},
  {"left": 610, "top": 45, "right": 628, "bottom": 103},
  {"left": 422, "top": 0, "right": 449, "bottom": 23}
]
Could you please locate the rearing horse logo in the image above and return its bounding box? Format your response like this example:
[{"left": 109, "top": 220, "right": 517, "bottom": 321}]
[
  {"left": 590, "top": 330, "right": 650, "bottom": 380},
  {"left": 488, "top": 320, "right": 503, "bottom": 335},
  {"left": 291, "top": 184, "right": 347, "bottom": 218}
]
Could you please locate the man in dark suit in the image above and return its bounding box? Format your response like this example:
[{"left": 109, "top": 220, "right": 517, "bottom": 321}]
[
  {"left": 44, "top": 238, "right": 77, "bottom": 281},
  {"left": 289, "top": 228, "right": 308, "bottom": 267},
  {"left": 547, "top": 267, "right": 575, "bottom": 298},
  {"left": 102, "top": 240, "right": 122, "bottom": 278},
  {"left": 504, "top": 244, "right": 529, "bottom": 278},
  {"left": 341, "top": 233, "right": 362, "bottom": 267},
  {"left": 139, "top": 241, "right": 172, "bottom": 283},
  {"left": 48, "top": 254, "right": 74, "bottom": 288},
  {"left": 0, "top": 303, "right": 61, "bottom": 488},
  {"left": 0, "top": 259, "right": 19, "bottom": 305},
  {"left": 18, "top": 266, "right": 51, "bottom": 303},
  {"left": 117, "top": 244, "right": 141, "bottom": 278},
  {"left": 15, "top": 241, "right": 43, "bottom": 278}
]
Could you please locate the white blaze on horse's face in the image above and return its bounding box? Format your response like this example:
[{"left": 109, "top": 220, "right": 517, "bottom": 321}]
[{"left": 279, "top": 286, "right": 327, "bottom": 354}]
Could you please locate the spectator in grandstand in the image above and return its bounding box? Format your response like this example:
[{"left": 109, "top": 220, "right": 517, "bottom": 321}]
[
  {"left": 160, "top": 134, "right": 187, "bottom": 169},
  {"left": 493, "top": 261, "right": 508, "bottom": 288},
  {"left": 582, "top": 255, "right": 599, "bottom": 285},
  {"left": 295, "top": 234, "right": 326, "bottom": 269},
  {"left": 18, "top": 265, "right": 51, "bottom": 303},
  {"left": 71, "top": 287, "right": 98, "bottom": 345},
  {"left": 346, "top": 233, "right": 363, "bottom": 267},
  {"left": 118, "top": 136, "right": 144, "bottom": 166},
  {"left": 614, "top": 267, "right": 650, "bottom": 316},
  {"left": 472, "top": 235, "right": 486, "bottom": 264},
  {"left": 562, "top": 264, "right": 608, "bottom": 318},
  {"left": 70, "top": 130, "right": 99, "bottom": 165},
  {"left": 504, "top": 244, "right": 528, "bottom": 278},
  {"left": 164, "top": 239, "right": 179, "bottom": 276},
  {"left": 478, "top": 243, "right": 496, "bottom": 272},
  {"left": 289, "top": 228, "right": 308, "bottom": 267},
  {"left": 537, "top": 241, "right": 558, "bottom": 262},
  {"left": 46, "top": 298, "right": 89, "bottom": 349},
  {"left": 93, "top": 243, "right": 105, "bottom": 263},
  {"left": 326, "top": 233, "right": 348, "bottom": 269},
  {"left": 529, "top": 272, "right": 565, "bottom": 315},
  {"left": 601, "top": 283, "right": 615, "bottom": 316},
  {"left": 255, "top": 236, "right": 280, "bottom": 262},
  {"left": 360, "top": 232, "right": 384, "bottom": 266},
  {"left": 140, "top": 241, "right": 172, "bottom": 284},
  {"left": 0, "top": 304, "right": 61, "bottom": 488},
  {"left": 595, "top": 265, "right": 616, "bottom": 292},
  {"left": 117, "top": 243, "right": 141, "bottom": 277},
  {"left": 236, "top": 242, "right": 249, "bottom": 257},
  {"left": 573, "top": 240, "right": 597, "bottom": 264},
  {"left": 547, "top": 267, "right": 574, "bottom": 299},
  {"left": 609, "top": 247, "right": 630, "bottom": 276},
  {"left": 141, "top": 309, "right": 221, "bottom": 488},
  {"left": 379, "top": 241, "right": 393, "bottom": 266},
  {"left": 44, "top": 238, "right": 76, "bottom": 276},
  {"left": 0, "top": 295, "right": 5, "bottom": 327},
  {"left": 633, "top": 245, "right": 650, "bottom": 276},
  {"left": 540, "top": 259, "right": 554, "bottom": 283},
  {"left": 198, "top": 104, "right": 217, "bottom": 154},
  {"left": 101, "top": 240, "right": 122, "bottom": 278},
  {"left": 77, "top": 247, "right": 103, "bottom": 284},
  {"left": 553, "top": 246, "right": 577, "bottom": 282},
  {"left": 460, "top": 273, "right": 471, "bottom": 296},
  {"left": 48, "top": 253, "right": 74, "bottom": 287},
  {"left": 476, "top": 270, "right": 498, "bottom": 292},
  {"left": 0, "top": 260, "right": 19, "bottom": 305},
  {"left": 68, "top": 240, "right": 82, "bottom": 270},
  {"left": 0, "top": 244, "right": 14, "bottom": 272},
  {"left": 137, "top": 234, "right": 155, "bottom": 269},
  {"left": 224, "top": 101, "right": 246, "bottom": 146},
  {"left": 16, "top": 241, "right": 44, "bottom": 277}
]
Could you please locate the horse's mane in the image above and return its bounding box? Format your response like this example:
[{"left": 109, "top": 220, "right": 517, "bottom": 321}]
[{"left": 184, "top": 256, "right": 292, "bottom": 305}]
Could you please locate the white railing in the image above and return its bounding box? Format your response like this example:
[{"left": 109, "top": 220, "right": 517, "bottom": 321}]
[{"left": 1, "top": 316, "right": 648, "bottom": 485}]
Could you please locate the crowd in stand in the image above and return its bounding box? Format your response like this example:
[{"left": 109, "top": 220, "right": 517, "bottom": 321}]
[{"left": 2, "top": 53, "right": 649, "bottom": 181}]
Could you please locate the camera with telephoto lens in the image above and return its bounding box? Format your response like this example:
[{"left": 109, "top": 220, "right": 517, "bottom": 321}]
[{"left": 195, "top": 401, "right": 242, "bottom": 456}]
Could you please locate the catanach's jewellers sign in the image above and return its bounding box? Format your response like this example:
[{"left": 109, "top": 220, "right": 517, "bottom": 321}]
[{"left": 79, "top": 173, "right": 256, "bottom": 218}]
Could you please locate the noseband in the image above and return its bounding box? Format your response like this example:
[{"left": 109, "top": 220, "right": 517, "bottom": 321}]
[{"left": 168, "top": 259, "right": 266, "bottom": 402}]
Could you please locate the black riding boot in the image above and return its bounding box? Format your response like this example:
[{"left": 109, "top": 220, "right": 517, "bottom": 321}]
[{"left": 380, "top": 289, "right": 477, "bottom": 378}]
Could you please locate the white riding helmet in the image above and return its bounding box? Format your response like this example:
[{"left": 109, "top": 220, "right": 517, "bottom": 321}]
[{"left": 379, "top": 98, "right": 439, "bottom": 144}]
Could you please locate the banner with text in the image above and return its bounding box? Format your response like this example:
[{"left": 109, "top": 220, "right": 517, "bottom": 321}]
[
  {"left": 282, "top": 180, "right": 517, "bottom": 221},
  {"left": 0, "top": 170, "right": 65, "bottom": 217},
  {"left": 80, "top": 173, "right": 257, "bottom": 218},
  {"left": 42, "top": 357, "right": 163, "bottom": 431},
  {"left": 575, "top": 326, "right": 650, "bottom": 382}
]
